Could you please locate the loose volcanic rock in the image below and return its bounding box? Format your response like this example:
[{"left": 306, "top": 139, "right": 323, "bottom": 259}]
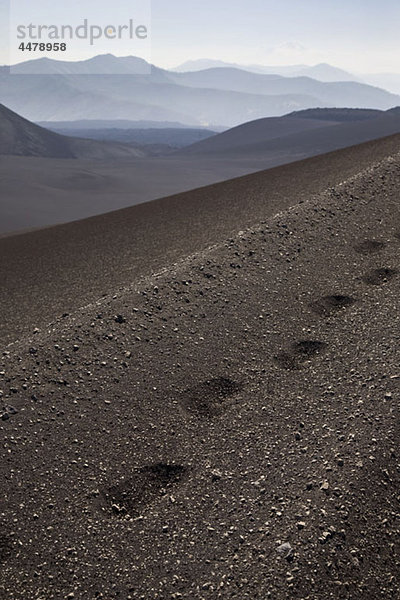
[{"left": 1, "top": 146, "right": 400, "bottom": 599}]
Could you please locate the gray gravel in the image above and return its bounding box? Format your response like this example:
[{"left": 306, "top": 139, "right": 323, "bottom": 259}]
[{"left": 1, "top": 145, "right": 400, "bottom": 599}]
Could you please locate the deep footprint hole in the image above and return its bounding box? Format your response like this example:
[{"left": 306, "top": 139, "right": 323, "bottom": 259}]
[
  {"left": 310, "top": 295, "right": 356, "bottom": 316},
  {"left": 354, "top": 240, "right": 386, "bottom": 255},
  {"left": 362, "top": 268, "right": 398, "bottom": 286},
  {"left": 100, "top": 463, "right": 187, "bottom": 519},
  {"left": 181, "top": 377, "right": 243, "bottom": 417}
]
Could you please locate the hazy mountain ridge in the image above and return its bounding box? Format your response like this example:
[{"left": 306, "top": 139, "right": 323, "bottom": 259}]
[
  {"left": 168, "top": 68, "right": 398, "bottom": 109},
  {"left": 0, "top": 68, "right": 325, "bottom": 127},
  {"left": 173, "top": 59, "right": 359, "bottom": 82},
  {"left": 1, "top": 55, "right": 399, "bottom": 127}
]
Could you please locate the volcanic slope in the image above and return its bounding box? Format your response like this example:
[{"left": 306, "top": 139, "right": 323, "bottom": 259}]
[
  {"left": 0, "top": 103, "right": 147, "bottom": 159},
  {"left": 1, "top": 132, "right": 400, "bottom": 344},
  {"left": 1, "top": 140, "right": 399, "bottom": 599},
  {"left": 180, "top": 108, "right": 400, "bottom": 156}
]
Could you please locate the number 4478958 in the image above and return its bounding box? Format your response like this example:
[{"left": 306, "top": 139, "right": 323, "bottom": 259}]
[{"left": 19, "top": 42, "right": 67, "bottom": 51}]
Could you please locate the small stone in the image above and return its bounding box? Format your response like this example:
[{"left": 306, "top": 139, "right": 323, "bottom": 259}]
[
  {"left": 297, "top": 521, "right": 306, "bottom": 530},
  {"left": 211, "top": 469, "right": 223, "bottom": 481},
  {"left": 319, "top": 531, "right": 332, "bottom": 544},
  {"left": 322, "top": 531, "right": 331, "bottom": 538},
  {"left": 115, "top": 315, "right": 126, "bottom": 324},
  {"left": 276, "top": 542, "right": 293, "bottom": 559}
]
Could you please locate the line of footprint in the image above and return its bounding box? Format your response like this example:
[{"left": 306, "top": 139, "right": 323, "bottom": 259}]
[
  {"left": 97, "top": 237, "right": 398, "bottom": 520},
  {"left": 274, "top": 237, "right": 398, "bottom": 370}
]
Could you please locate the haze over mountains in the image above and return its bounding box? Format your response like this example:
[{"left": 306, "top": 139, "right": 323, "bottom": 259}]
[
  {"left": 1, "top": 54, "right": 400, "bottom": 127},
  {"left": 175, "top": 59, "right": 400, "bottom": 96},
  {"left": 363, "top": 73, "right": 400, "bottom": 96},
  {"left": 174, "top": 60, "right": 359, "bottom": 82}
]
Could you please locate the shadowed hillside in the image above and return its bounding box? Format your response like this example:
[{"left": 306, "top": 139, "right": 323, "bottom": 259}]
[
  {"left": 0, "top": 103, "right": 148, "bottom": 159},
  {"left": 180, "top": 108, "right": 400, "bottom": 156}
]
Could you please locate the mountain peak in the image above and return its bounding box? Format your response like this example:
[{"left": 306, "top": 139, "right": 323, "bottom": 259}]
[{"left": 10, "top": 53, "right": 154, "bottom": 75}]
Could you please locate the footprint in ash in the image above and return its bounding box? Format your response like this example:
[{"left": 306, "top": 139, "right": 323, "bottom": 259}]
[
  {"left": 98, "top": 463, "right": 188, "bottom": 520},
  {"left": 362, "top": 268, "right": 398, "bottom": 286},
  {"left": 274, "top": 340, "right": 328, "bottom": 370},
  {"left": 354, "top": 240, "right": 386, "bottom": 255},
  {"left": 179, "top": 377, "right": 243, "bottom": 418},
  {"left": 310, "top": 295, "right": 356, "bottom": 317}
]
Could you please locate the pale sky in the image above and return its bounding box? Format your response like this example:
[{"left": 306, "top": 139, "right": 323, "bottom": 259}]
[{"left": 1, "top": 0, "right": 399, "bottom": 74}]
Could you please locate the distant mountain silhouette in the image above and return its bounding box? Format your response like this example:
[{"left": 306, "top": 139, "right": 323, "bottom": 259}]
[
  {"left": 174, "top": 60, "right": 358, "bottom": 82},
  {"left": 1, "top": 55, "right": 398, "bottom": 127},
  {"left": 10, "top": 54, "right": 162, "bottom": 76},
  {"left": 168, "top": 68, "right": 397, "bottom": 110}
]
